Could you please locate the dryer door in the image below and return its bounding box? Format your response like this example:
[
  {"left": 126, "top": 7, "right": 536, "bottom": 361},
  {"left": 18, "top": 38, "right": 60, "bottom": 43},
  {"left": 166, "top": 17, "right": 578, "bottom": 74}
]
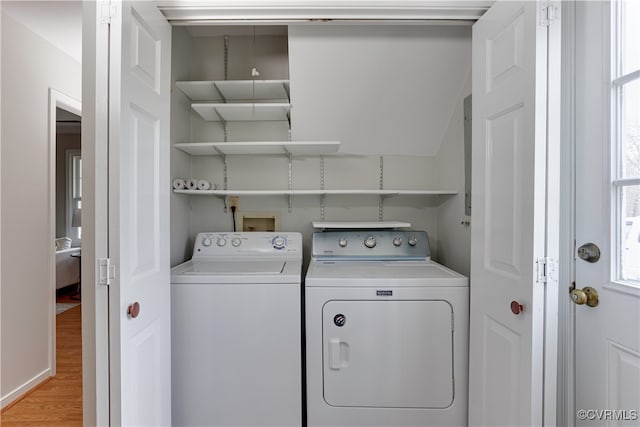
[{"left": 322, "top": 300, "right": 454, "bottom": 408}]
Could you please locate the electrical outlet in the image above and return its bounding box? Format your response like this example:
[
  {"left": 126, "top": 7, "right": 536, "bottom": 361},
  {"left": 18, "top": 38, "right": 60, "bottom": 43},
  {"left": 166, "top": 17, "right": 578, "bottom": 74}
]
[{"left": 228, "top": 196, "right": 240, "bottom": 210}]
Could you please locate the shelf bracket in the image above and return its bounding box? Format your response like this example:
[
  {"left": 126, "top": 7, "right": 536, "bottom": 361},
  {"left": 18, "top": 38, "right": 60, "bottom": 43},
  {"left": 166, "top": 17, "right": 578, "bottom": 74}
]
[
  {"left": 320, "top": 156, "right": 326, "bottom": 221},
  {"left": 287, "top": 153, "right": 293, "bottom": 191},
  {"left": 222, "top": 156, "right": 229, "bottom": 213},
  {"left": 378, "top": 156, "right": 384, "bottom": 221},
  {"left": 223, "top": 35, "right": 229, "bottom": 81},
  {"left": 213, "top": 81, "right": 226, "bottom": 103},
  {"left": 287, "top": 153, "right": 293, "bottom": 213},
  {"left": 223, "top": 156, "right": 228, "bottom": 191}
]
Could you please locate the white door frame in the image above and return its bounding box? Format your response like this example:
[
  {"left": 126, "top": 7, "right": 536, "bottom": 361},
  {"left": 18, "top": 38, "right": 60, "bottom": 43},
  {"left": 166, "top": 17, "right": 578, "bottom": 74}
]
[
  {"left": 557, "top": 1, "right": 577, "bottom": 425},
  {"left": 81, "top": 1, "right": 111, "bottom": 425},
  {"left": 84, "top": 2, "right": 578, "bottom": 425},
  {"left": 545, "top": 2, "right": 563, "bottom": 425},
  {"left": 156, "top": 0, "right": 492, "bottom": 22},
  {"left": 47, "top": 88, "right": 81, "bottom": 378},
  {"left": 0, "top": 3, "right": 3, "bottom": 348}
]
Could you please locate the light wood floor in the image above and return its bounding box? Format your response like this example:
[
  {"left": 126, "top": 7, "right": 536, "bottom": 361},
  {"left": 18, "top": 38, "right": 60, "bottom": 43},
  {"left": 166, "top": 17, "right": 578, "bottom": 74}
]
[{"left": 1, "top": 304, "right": 82, "bottom": 426}]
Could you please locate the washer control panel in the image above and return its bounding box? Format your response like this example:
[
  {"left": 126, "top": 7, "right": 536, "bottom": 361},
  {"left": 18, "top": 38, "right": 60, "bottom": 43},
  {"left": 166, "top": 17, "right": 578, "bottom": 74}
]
[
  {"left": 193, "top": 232, "right": 302, "bottom": 257},
  {"left": 312, "top": 230, "right": 430, "bottom": 260}
]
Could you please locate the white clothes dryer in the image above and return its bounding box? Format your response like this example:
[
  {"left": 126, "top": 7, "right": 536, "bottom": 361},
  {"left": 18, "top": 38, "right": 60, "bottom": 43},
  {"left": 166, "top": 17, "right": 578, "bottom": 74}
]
[
  {"left": 171, "top": 232, "right": 302, "bottom": 427},
  {"left": 305, "top": 230, "right": 469, "bottom": 427}
]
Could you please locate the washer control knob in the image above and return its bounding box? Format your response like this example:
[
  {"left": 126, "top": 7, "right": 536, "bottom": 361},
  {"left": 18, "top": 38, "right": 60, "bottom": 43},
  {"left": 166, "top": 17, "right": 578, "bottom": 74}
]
[
  {"left": 272, "top": 236, "right": 287, "bottom": 250},
  {"left": 216, "top": 238, "right": 227, "bottom": 247},
  {"left": 393, "top": 237, "right": 403, "bottom": 247},
  {"left": 338, "top": 238, "right": 348, "bottom": 248},
  {"left": 408, "top": 236, "right": 418, "bottom": 246},
  {"left": 202, "top": 237, "right": 212, "bottom": 247},
  {"left": 231, "top": 238, "right": 242, "bottom": 247},
  {"left": 364, "top": 236, "right": 377, "bottom": 249}
]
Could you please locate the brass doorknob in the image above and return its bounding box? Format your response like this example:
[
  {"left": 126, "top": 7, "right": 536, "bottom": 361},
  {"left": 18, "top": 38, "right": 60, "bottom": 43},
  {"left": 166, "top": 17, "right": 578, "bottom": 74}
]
[{"left": 570, "top": 286, "right": 599, "bottom": 307}]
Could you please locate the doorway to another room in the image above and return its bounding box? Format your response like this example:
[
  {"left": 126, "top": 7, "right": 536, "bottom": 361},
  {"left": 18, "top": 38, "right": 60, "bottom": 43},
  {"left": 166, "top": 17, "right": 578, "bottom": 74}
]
[
  {"left": 55, "top": 107, "right": 82, "bottom": 311},
  {"left": 51, "top": 101, "right": 84, "bottom": 424},
  {"left": 1, "top": 95, "right": 84, "bottom": 425}
]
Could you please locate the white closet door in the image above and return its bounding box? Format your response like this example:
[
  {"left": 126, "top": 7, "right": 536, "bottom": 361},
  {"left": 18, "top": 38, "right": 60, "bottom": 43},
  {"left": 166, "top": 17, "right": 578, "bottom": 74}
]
[
  {"left": 107, "top": 2, "right": 172, "bottom": 425},
  {"left": 468, "top": 1, "right": 554, "bottom": 425}
]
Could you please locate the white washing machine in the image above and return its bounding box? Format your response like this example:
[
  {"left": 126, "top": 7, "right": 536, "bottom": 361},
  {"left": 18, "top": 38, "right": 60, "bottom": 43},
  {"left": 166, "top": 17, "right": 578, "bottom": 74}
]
[
  {"left": 171, "top": 232, "right": 302, "bottom": 427},
  {"left": 305, "top": 230, "right": 469, "bottom": 427}
]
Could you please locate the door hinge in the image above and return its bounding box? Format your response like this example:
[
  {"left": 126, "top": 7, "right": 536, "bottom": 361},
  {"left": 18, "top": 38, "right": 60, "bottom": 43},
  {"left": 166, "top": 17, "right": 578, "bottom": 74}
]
[
  {"left": 540, "top": 3, "right": 558, "bottom": 27},
  {"left": 99, "top": 258, "right": 116, "bottom": 286},
  {"left": 536, "top": 257, "right": 557, "bottom": 284},
  {"left": 99, "top": 0, "right": 115, "bottom": 24}
]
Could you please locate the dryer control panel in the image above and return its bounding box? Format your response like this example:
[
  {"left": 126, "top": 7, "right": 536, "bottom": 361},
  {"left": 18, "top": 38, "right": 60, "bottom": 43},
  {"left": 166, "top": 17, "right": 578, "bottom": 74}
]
[
  {"left": 312, "top": 230, "right": 430, "bottom": 261},
  {"left": 193, "top": 232, "right": 302, "bottom": 257}
]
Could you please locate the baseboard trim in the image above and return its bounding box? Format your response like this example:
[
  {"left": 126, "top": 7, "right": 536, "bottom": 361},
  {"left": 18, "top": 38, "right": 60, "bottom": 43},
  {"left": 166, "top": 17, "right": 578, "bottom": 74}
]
[{"left": 1, "top": 368, "right": 52, "bottom": 410}]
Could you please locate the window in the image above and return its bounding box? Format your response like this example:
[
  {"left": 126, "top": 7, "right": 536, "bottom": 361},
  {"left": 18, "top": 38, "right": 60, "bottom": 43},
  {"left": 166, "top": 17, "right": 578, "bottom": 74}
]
[
  {"left": 66, "top": 150, "right": 82, "bottom": 246},
  {"left": 612, "top": 0, "right": 640, "bottom": 283}
]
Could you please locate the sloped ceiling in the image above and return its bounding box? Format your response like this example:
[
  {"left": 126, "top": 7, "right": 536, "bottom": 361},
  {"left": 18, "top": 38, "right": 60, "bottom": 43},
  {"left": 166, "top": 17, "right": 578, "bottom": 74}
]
[{"left": 289, "top": 25, "right": 471, "bottom": 156}]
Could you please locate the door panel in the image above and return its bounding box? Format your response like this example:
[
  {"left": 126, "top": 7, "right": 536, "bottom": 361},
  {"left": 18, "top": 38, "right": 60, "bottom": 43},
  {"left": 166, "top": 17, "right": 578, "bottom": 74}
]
[
  {"left": 486, "top": 105, "right": 524, "bottom": 278},
  {"left": 129, "top": 10, "right": 161, "bottom": 92},
  {"left": 481, "top": 316, "right": 521, "bottom": 425},
  {"left": 128, "top": 320, "right": 161, "bottom": 426},
  {"left": 322, "top": 300, "right": 453, "bottom": 408},
  {"left": 486, "top": 10, "right": 524, "bottom": 91},
  {"left": 129, "top": 105, "right": 159, "bottom": 275},
  {"left": 469, "top": 1, "right": 550, "bottom": 425},
  {"left": 108, "top": 2, "right": 171, "bottom": 425},
  {"left": 607, "top": 342, "right": 640, "bottom": 413},
  {"left": 574, "top": 2, "right": 640, "bottom": 425}
]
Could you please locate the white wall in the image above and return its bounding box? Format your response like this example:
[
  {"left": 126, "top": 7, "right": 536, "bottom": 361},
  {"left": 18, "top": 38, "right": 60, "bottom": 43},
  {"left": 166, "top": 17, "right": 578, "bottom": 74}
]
[
  {"left": 288, "top": 25, "right": 472, "bottom": 156},
  {"left": 188, "top": 154, "right": 441, "bottom": 268},
  {"left": 435, "top": 72, "right": 472, "bottom": 277},
  {"left": 0, "top": 0, "right": 3, "bottom": 401},
  {"left": 170, "top": 27, "right": 471, "bottom": 271},
  {"left": 171, "top": 27, "right": 194, "bottom": 266},
  {"left": 0, "top": 12, "right": 81, "bottom": 407}
]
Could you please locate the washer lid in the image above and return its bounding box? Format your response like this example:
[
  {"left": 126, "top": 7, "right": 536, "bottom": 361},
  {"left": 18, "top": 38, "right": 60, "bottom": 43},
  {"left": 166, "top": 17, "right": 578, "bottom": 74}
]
[{"left": 171, "top": 259, "right": 301, "bottom": 284}]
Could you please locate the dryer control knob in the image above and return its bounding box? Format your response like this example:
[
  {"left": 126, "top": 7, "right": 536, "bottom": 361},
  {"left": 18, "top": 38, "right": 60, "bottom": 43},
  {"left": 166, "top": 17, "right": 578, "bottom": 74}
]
[
  {"left": 408, "top": 236, "right": 418, "bottom": 246},
  {"left": 393, "top": 237, "right": 403, "bottom": 247},
  {"left": 338, "top": 238, "right": 348, "bottom": 248},
  {"left": 364, "top": 236, "right": 377, "bottom": 248},
  {"left": 202, "top": 237, "right": 212, "bottom": 247},
  {"left": 216, "top": 238, "right": 227, "bottom": 247},
  {"left": 272, "top": 236, "right": 286, "bottom": 250},
  {"left": 231, "top": 238, "right": 242, "bottom": 247}
]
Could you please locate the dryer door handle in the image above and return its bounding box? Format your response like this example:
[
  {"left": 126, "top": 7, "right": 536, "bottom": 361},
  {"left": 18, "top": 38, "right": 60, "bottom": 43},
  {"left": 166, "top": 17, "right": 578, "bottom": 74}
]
[
  {"left": 329, "top": 338, "right": 341, "bottom": 370},
  {"left": 328, "top": 338, "right": 349, "bottom": 370}
]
